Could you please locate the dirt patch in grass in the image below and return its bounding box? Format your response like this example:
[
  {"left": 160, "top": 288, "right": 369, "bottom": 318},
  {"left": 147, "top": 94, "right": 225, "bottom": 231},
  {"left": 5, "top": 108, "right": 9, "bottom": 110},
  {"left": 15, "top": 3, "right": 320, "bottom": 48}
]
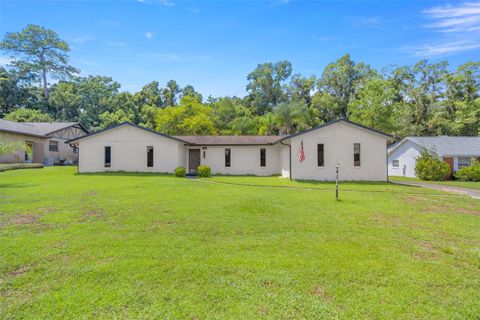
[
  {"left": 12, "top": 214, "right": 39, "bottom": 225},
  {"left": 312, "top": 286, "right": 332, "bottom": 300},
  {"left": 427, "top": 204, "right": 480, "bottom": 216},
  {"left": 79, "top": 209, "right": 105, "bottom": 222},
  {"left": 8, "top": 265, "right": 30, "bottom": 277}
]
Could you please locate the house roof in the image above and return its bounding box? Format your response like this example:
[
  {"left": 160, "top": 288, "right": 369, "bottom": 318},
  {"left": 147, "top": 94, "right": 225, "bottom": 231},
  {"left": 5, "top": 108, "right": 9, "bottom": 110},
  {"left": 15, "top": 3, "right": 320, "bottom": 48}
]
[
  {"left": 66, "top": 119, "right": 395, "bottom": 146},
  {"left": 174, "top": 135, "right": 286, "bottom": 145},
  {"left": 0, "top": 119, "right": 87, "bottom": 137},
  {"left": 279, "top": 118, "right": 394, "bottom": 142},
  {"left": 388, "top": 136, "right": 480, "bottom": 156},
  {"left": 65, "top": 121, "right": 189, "bottom": 144}
]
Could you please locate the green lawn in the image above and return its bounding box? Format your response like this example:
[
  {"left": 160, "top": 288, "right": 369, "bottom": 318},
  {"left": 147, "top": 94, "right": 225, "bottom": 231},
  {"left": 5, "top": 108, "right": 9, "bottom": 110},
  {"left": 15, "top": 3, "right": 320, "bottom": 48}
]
[
  {"left": 390, "top": 175, "right": 480, "bottom": 190},
  {"left": 1, "top": 167, "right": 479, "bottom": 319}
]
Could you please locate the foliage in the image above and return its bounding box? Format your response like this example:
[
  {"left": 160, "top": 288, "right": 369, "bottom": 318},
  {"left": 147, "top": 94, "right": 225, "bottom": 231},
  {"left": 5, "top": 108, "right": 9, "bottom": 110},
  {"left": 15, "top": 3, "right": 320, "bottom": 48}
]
[
  {"left": 0, "top": 162, "right": 43, "bottom": 172},
  {"left": 0, "top": 141, "right": 30, "bottom": 157},
  {"left": 2, "top": 24, "right": 480, "bottom": 138},
  {"left": 156, "top": 96, "right": 215, "bottom": 135},
  {"left": 414, "top": 149, "right": 451, "bottom": 181},
  {"left": 0, "top": 24, "right": 78, "bottom": 100},
  {"left": 4, "top": 108, "right": 52, "bottom": 122},
  {"left": 197, "top": 165, "right": 211, "bottom": 177},
  {"left": 455, "top": 159, "right": 480, "bottom": 182},
  {"left": 174, "top": 166, "right": 186, "bottom": 177}
]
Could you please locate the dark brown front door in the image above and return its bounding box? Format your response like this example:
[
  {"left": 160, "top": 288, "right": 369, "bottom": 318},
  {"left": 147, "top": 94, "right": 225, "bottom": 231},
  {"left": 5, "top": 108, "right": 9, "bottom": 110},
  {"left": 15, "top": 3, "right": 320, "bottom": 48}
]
[{"left": 189, "top": 149, "right": 201, "bottom": 172}]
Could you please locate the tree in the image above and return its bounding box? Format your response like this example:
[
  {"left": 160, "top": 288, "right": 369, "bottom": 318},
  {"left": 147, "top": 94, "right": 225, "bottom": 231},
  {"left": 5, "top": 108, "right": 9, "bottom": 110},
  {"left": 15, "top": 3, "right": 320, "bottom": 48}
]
[
  {"left": 133, "top": 81, "right": 163, "bottom": 108},
  {"left": 274, "top": 101, "right": 306, "bottom": 134},
  {"left": 0, "top": 142, "right": 29, "bottom": 160},
  {"left": 246, "top": 60, "right": 292, "bottom": 115},
  {"left": 258, "top": 112, "right": 277, "bottom": 135},
  {"left": 0, "top": 24, "right": 79, "bottom": 101},
  {"left": 348, "top": 78, "right": 396, "bottom": 133},
  {"left": 4, "top": 108, "right": 52, "bottom": 122},
  {"left": 0, "top": 65, "right": 40, "bottom": 116},
  {"left": 181, "top": 85, "right": 203, "bottom": 103},
  {"left": 287, "top": 74, "right": 316, "bottom": 105},
  {"left": 99, "top": 109, "right": 135, "bottom": 129},
  {"left": 155, "top": 96, "right": 215, "bottom": 135},
  {"left": 318, "top": 54, "right": 376, "bottom": 118},
  {"left": 49, "top": 81, "right": 81, "bottom": 121},
  {"left": 310, "top": 92, "right": 341, "bottom": 123},
  {"left": 162, "top": 80, "right": 181, "bottom": 107}
]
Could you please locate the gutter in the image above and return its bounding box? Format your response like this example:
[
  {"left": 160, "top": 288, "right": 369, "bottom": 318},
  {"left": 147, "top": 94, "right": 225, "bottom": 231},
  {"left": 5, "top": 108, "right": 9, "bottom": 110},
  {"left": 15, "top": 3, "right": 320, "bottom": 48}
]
[{"left": 280, "top": 141, "right": 292, "bottom": 180}]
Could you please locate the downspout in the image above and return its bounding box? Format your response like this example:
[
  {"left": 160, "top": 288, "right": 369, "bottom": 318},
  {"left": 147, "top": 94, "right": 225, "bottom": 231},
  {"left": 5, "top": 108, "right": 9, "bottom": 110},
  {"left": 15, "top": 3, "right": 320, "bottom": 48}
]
[{"left": 280, "top": 141, "right": 292, "bottom": 180}]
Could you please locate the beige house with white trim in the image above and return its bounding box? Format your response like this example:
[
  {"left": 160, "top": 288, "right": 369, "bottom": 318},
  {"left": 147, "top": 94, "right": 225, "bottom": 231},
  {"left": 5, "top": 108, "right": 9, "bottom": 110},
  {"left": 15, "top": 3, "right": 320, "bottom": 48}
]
[
  {"left": 67, "top": 119, "right": 393, "bottom": 181},
  {"left": 0, "top": 119, "right": 89, "bottom": 164}
]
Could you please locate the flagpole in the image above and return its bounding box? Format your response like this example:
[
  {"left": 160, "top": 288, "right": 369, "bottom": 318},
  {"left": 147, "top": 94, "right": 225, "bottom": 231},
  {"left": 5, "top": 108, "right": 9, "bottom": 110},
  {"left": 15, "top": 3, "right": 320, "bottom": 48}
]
[{"left": 336, "top": 163, "right": 339, "bottom": 201}]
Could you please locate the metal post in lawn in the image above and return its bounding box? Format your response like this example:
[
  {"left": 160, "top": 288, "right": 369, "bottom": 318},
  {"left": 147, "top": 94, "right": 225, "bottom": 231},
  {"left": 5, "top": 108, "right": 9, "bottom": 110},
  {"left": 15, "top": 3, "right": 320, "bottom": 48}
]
[{"left": 335, "top": 163, "right": 339, "bottom": 200}]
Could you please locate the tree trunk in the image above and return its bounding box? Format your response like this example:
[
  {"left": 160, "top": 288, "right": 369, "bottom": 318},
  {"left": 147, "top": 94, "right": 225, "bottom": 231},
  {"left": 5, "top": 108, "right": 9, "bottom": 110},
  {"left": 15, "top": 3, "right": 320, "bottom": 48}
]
[{"left": 42, "top": 68, "right": 49, "bottom": 100}]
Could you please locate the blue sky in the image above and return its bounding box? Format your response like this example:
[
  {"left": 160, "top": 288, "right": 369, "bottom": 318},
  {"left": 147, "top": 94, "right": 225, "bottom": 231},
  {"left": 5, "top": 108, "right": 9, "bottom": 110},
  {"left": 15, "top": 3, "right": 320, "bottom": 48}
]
[{"left": 1, "top": 1, "right": 479, "bottom": 97}]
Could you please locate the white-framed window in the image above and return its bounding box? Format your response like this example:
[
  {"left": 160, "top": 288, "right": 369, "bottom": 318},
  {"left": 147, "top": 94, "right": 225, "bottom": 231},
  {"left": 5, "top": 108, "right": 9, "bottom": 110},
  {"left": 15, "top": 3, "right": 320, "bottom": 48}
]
[
  {"left": 457, "top": 157, "right": 470, "bottom": 169},
  {"left": 392, "top": 160, "right": 399, "bottom": 168}
]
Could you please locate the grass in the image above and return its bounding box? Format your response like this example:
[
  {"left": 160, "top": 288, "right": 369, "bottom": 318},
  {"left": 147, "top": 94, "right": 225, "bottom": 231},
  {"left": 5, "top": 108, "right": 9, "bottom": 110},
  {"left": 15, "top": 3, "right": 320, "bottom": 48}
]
[
  {"left": 0, "top": 163, "right": 44, "bottom": 172},
  {"left": 390, "top": 175, "right": 480, "bottom": 190},
  {"left": 1, "top": 167, "right": 479, "bottom": 319}
]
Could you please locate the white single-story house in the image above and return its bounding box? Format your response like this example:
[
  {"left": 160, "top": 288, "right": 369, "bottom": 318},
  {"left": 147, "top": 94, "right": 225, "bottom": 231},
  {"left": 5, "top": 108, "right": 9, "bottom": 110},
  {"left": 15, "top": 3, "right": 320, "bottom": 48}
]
[
  {"left": 0, "top": 119, "right": 89, "bottom": 164},
  {"left": 388, "top": 136, "right": 480, "bottom": 178},
  {"left": 66, "top": 119, "right": 393, "bottom": 181}
]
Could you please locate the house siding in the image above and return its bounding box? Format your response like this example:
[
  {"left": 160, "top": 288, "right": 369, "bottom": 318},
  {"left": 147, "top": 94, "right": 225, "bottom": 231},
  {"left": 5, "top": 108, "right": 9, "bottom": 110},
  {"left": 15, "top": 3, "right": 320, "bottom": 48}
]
[
  {"left": 77, "top": 124, "right": 184, "bottom": 173},
  {"left": 286, "top": 121, "right": 388, "bottom": 181}
]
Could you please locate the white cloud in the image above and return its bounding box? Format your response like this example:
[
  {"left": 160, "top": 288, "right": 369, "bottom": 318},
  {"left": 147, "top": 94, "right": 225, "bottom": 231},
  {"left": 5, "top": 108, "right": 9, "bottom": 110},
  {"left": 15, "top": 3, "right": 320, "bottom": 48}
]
[
  {"left": 106, "top": 42, "right": 127, "bottom": 48},
  {"left": 69, "top": 35, "right": 94, "bottom": 43},
  {"left": 423, "top": 2, "right": 480, "bottom": 33},
  {"left": 404, "top": 40, "right": 480, "bottom": 57},
  {"left": 0, "top": 56, "right": 12, "bottom": 65},
  {"left": 145, "top": 32, "right": 154, "bottom": 39}
]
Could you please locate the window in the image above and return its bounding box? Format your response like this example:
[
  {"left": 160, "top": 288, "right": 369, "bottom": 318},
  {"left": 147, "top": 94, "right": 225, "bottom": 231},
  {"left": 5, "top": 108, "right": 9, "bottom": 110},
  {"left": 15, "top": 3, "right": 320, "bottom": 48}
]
[
  {"left": 203, "top": 150, "right": 206, "bottom": 159},
  {"left": 104, "top": 146, "right": 111, "bottom": 168},
  {"left": 317, "top": 144, "right": 324, "bottom": 167},
  {"left": 458, "top": 157, "right": 470, "bottom": 169},
  {"left": 225, "top": 148, "right": 231, "bottom": 167},
  {"left": 49, "top": 140, "right": 59, "bottom": 152},
  {"left": 392, "top": 160, "right": 399, "bottom": 168},
  {"left": 147, "top": 146, "right": 154, "bottom": 167},
  {"left": 353, "top": 143, "right": 361, "bottom": 167},
  {"left": 260, "top": 148, "right": 266, "bottom": 167}
]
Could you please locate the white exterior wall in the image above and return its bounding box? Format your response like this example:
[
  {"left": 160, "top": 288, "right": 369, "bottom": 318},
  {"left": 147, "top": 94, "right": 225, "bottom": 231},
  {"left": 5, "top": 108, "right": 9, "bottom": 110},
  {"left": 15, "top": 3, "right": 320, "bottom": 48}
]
[
  {"left": 77, "top": 124, "right": 184, "bottom": 173},
  {"left": 191, "top": 145, "right": 283, "bottom": 176},
  {"left": 387, "top": 141, "right": 424, "bottom": 178},
  {"left": 287, "top": 122, "right": 388, "bottom": 181}
]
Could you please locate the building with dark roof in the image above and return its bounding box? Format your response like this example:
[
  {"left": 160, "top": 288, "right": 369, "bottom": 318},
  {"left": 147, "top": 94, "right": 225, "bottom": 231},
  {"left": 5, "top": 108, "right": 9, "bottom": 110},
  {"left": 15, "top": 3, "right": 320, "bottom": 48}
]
[{"left": 0, "top": 119, "right": 89, "bottom": 164}]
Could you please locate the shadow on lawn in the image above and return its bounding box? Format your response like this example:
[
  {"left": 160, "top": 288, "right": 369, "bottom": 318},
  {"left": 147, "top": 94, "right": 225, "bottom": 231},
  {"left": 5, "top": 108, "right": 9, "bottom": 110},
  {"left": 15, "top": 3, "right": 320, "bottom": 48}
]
[{"left": 0, "top": 182, "right": 40, "bottom": 189}]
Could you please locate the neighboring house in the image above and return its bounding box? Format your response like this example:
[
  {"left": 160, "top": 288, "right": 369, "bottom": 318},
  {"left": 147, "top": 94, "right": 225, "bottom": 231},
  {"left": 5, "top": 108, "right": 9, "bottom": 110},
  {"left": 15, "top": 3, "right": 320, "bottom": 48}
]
[
  {"left": 0, "top": 119, "right": 89, "bottom": 164},
  {"left": 388, "top": 136, "right": 480, "bottom": 178},
  {"left": 66, "top": 119, "right": 393, "bottom": 181}
]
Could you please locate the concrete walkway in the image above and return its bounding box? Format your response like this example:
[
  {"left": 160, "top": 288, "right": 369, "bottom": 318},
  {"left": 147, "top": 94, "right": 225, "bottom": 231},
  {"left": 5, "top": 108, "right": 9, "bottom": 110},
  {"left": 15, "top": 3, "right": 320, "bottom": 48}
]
[{"left": 391, "top": 180, "right": 480, "bottom": 199}]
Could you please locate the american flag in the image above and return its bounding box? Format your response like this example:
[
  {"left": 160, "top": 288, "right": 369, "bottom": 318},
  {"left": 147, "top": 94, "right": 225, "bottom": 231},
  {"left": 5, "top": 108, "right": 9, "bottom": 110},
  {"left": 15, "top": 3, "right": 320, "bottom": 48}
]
[{"left": 298, "top": 140, "right": 305, "bottom": 163}]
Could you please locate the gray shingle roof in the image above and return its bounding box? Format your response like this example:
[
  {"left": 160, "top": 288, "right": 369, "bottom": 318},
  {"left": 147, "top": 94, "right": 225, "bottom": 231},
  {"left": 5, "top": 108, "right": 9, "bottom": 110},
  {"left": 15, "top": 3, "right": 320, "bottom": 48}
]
[
  {"left": 174, "top": 135, "right": 287, "bottom": 145},
  {"left": 0, "top": 119, "right": 84, "bottom": 137},
  {"left": 391, "top": 136, "right": 480, "bottom": 156}
]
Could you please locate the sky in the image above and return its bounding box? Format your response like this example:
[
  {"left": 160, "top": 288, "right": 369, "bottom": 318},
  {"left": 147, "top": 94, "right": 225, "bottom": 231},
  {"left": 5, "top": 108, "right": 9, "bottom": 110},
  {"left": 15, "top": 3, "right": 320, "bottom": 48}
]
[{"left": 1, "top": 0, "right": 479, "bottom": 97}]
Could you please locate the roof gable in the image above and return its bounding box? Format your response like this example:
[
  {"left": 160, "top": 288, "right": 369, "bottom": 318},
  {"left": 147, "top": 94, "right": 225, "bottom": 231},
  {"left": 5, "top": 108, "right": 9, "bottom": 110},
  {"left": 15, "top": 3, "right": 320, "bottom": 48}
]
[
  {"left": 65, "top": 122, "right": 188, "bottom": 144},
  {"left": 280, "top": 119, "right": 393, "bottom": 142},
  {"left": 390, "top": 136, "right": 480, "bottom": 156}
]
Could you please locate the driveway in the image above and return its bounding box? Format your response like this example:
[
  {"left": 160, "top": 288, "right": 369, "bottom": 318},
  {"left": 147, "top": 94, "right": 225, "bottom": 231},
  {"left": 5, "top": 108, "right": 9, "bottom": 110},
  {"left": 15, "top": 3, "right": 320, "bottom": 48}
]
[{"left": 392, "top": 180, "right": 480, "bottom": 199}]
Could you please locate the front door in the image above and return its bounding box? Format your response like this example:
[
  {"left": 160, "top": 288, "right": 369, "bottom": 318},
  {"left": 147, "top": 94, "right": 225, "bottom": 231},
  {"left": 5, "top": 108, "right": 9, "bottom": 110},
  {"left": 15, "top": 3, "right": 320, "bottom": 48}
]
[{"left": 189, "top": 149, "right": 201, "bottom": 172}]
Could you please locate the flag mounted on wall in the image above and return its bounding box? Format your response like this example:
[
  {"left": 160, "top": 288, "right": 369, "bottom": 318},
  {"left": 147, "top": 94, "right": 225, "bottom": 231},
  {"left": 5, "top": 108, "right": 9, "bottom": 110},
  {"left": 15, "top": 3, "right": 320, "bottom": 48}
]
[{"left": 298, "top": 140, "right": 305, "bottom": 163}]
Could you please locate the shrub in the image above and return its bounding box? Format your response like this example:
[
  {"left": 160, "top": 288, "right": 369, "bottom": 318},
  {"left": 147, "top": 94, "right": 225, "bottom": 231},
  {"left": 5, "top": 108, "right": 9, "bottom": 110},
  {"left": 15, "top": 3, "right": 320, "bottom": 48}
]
[
  {"left": 455, "top": 158, "right": 480, "bottom": 181},
  {"left": 415, "top": 149, "right": 451, "bottom": 181},
  {"left": 174, "top": 166, "right": 186, "bottom": 177},
  {"left": 197, "top": 165, "right": 211, "bottom": 177},
  {"left": 0, "top": 163, "right": 44, "bottom": 172}
]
